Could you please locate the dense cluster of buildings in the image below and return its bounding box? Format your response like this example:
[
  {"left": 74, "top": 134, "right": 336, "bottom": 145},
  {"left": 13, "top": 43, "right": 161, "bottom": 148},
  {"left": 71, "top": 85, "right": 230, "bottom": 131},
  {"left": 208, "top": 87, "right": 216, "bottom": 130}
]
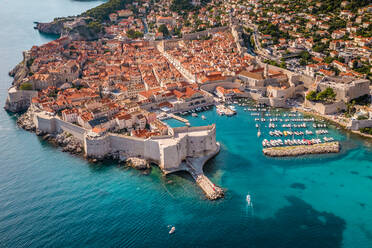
[{"left": 5, "top": 0, "right": 372, "bottom": 140}]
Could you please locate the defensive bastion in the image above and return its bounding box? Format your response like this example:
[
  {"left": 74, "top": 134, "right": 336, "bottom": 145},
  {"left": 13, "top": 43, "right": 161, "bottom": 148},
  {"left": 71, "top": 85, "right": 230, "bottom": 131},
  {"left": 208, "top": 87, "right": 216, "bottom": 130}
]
[{"left": 33, "top": 112, "right": 223, "bottom": 199}]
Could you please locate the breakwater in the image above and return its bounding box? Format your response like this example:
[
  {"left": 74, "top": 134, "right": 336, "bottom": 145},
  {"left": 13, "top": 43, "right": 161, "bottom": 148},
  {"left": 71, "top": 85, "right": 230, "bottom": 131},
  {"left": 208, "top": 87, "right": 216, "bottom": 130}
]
[{"left": 263, "top": 141, "right": 340, "bottom": 157}]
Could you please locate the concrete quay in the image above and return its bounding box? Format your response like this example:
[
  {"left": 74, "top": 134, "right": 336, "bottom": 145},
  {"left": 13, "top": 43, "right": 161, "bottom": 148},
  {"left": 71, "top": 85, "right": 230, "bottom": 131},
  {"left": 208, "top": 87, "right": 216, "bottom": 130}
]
[
  {"left": 168, "top": 113, "right": 190, "bottom": 125},
  {"left": 263, "top": 141, "right": 340, "bottom": 157}
]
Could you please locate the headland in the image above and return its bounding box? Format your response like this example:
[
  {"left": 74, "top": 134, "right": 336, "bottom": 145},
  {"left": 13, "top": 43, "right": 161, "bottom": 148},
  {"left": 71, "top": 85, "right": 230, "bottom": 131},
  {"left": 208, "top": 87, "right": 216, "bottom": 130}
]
[{"left": 4, "top": 0, "right": 372, "bottom": 201}]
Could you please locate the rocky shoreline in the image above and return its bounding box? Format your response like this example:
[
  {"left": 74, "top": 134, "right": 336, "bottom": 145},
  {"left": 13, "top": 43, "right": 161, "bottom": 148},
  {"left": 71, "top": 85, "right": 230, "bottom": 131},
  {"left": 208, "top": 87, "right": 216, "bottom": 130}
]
[
  {"left": 263, "top": 142, "right": 340, "bottom": 157},
  {"left": 17, "top": 109, "right": 83, "bottom": 155},
  {"left": 35, "top": 17, "right": 104, "bottom": 41},
  {"left": 16, "top": 109, "right": 153, "bottom": 171}
]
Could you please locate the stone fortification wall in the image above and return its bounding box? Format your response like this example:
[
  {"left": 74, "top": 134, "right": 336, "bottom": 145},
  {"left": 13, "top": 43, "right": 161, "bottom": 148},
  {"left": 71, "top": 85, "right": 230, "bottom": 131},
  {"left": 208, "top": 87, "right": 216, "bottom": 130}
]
[
  {"left": 84, "top": 135, "right": 111, "bottom": 158},
  {"left": 4, "top": 87, "right": 38, "bottom": 112},
  {"left": 347, "top": 119, "right": 372, "bottom": 131},
  {"left": 258, "top": 62, "right": 314, "bottom": 88},
  {"left": 304, "top": 100, "right": 346, "bottom": 115},
  {"left": 55, "top": 118, "right": 85, "bottom": 140},
  {"left": 33, "top": 112, "right": 85, "bottom": 140},
  {"left": 33, "top": 112, "right": 218, "bottom": 173},
  {"left": 182, "top": 26, "right": 230, "bottom": 40},
  {"left": 269, "top": 97, "right": 287, "bottom": 108},
  {"left": 33, "top": 113, "right": 56, "bottom": 134},
  {"left": 200, "top": 81, "right": 241, "bottom": 93},
  {"left": 298, "top": 74, "right": 314, "bottom": 89},
  {"left": 83, "top": 124, "right": 218, "bottom": 173},
  {"left": 173, "top": 125, "right": 215, "bottom": 134}
]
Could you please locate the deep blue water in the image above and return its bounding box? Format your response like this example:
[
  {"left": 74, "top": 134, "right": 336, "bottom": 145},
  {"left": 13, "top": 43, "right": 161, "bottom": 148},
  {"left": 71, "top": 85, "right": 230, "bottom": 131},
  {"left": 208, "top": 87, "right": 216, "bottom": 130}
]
[{"left": 1, "top": 1, "right": 372, "bottom": 247}]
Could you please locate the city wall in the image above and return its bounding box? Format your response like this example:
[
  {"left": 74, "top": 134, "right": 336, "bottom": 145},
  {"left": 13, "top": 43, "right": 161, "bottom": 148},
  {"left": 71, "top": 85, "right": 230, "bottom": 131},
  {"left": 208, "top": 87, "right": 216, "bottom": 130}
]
[
  {"left": 182, "top": 26, "right": 230, "bottom": 40},
  {"left": 200, "top": 80, "right": 241, "bottom": 93},
  {"left": 4, "top": 87, "right": 38, "bottom": 112},
  {"left": 304, "top": 100, "right": 346, "bottom": 115},
  {"left": 347, "top": 119, "right": 372, "bottom": 131},
  {"left": 84, "top": 124, "right": 218, "bottom": 173},
  {"left": 33, "top": 113, "right": 86, "bottom": 141},
  {"left": 33, "top": 112, "right": 218, "bottom": 173}
]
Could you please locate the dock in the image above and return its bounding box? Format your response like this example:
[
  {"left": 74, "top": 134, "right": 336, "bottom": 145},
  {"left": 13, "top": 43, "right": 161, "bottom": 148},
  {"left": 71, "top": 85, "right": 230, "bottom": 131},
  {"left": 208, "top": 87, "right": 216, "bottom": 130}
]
[
  {"left": 216, "top": 104, "right": 236, "bottom": 116},
  {"left": 168, "top": 113, "right": 190, "bottom": 125}
]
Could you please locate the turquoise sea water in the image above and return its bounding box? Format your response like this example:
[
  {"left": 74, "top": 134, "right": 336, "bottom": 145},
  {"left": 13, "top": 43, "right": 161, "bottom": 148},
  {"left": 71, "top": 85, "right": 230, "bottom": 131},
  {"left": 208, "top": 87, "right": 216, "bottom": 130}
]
[{"left": 1, "top": 1, "right": 372, "bottom": 247}]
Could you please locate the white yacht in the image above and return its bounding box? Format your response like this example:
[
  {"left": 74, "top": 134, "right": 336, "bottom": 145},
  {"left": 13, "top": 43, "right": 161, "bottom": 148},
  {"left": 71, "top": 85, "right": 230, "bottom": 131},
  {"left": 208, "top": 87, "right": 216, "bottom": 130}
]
[{"left": 169, "top": 226, "right": 176, "bottom": 234}]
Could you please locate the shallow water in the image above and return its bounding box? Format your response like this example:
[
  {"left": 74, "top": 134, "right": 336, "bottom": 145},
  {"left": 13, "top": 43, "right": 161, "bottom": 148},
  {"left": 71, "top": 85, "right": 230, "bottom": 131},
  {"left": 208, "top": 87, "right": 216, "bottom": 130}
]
[{"left": 0, "top": 1, "right": 372, "bottom": 247}]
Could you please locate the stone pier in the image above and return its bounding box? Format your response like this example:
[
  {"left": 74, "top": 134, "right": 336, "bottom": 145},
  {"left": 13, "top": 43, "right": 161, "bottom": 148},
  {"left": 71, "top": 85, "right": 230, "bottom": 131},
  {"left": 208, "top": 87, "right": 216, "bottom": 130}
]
[{"left": 184, "top": 143, "right": 224, "bottom": 200}]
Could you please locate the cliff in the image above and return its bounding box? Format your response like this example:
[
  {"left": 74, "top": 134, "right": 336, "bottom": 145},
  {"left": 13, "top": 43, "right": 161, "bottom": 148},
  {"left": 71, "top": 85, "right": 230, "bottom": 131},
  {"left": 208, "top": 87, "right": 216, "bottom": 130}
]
[
  {"left": 35, "top": 19, "right": 66, "bottom": 35},
  {"left": 35, "top": 17, "right": 104, "bottom": 41},
  {"left": 8, "top": 51, "right": 31, "bottom": 87}
]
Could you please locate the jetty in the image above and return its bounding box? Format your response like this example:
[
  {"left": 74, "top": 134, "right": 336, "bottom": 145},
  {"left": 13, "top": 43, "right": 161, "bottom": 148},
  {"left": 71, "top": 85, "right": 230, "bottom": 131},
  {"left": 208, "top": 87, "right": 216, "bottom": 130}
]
[
  {"left": 168, "top": 113, "right": 190, "bottom": 125},
  {"left": 263, "top": 141, "right": 340, "bottom": 157},
  {"left": 216, "top": 104, "right": 236, "bottom": 116},
  {"left": 184, "top": 143, "right": 224, "bottom": 200}
]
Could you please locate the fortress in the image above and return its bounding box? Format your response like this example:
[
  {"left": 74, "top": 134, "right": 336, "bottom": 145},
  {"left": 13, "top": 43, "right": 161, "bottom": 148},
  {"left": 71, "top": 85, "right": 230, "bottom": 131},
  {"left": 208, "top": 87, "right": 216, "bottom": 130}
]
[{"left": 33, "top": 111, "right": 223, "bottom": 199}]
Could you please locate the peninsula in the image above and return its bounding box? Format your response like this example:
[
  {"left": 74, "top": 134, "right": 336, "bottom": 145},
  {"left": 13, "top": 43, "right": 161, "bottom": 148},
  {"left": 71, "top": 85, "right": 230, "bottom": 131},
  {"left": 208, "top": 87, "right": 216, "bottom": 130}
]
[{"left": 4, "top": 0, "right": 372, "bottom": 200}]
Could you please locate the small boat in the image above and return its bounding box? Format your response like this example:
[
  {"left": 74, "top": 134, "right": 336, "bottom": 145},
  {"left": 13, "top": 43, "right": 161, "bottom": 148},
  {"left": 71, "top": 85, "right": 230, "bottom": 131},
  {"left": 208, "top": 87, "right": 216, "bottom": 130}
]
[
  {"left": 257, "top": 130, "right": 261, "bottom": 137},
  {"left": 192, "top": 113, "right": 198, "bottom": 117},
  {"left": 246, "top": 194, "right": 252, "bottom": 206},
  {"left": 169, "top": 226, "right": 176, "bottom": 234},
  {"left": 201, "top": 115, "right": 206, "bottom": 120}
]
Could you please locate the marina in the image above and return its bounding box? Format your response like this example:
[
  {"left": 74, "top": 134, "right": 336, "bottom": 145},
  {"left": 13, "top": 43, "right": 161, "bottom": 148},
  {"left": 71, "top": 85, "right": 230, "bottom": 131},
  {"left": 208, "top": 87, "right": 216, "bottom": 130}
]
[{"left": 239, "top": 100, "right": 340, "bottom": 156}]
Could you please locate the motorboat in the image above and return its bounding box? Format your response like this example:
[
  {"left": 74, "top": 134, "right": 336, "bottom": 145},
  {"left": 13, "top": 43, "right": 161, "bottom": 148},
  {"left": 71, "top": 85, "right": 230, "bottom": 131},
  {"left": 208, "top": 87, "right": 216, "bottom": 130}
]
[
  {"left": 169, "top": 226, "right": 176, "bottom": 234},
  {"left": 192, "top": 113, "right": 198, "bottom": 117},
  {"left": 201, "top": 115, "right": 206, "bottom": 120},
  {"left": 246, "top": 194, "right": 252, "bottom": 206}
]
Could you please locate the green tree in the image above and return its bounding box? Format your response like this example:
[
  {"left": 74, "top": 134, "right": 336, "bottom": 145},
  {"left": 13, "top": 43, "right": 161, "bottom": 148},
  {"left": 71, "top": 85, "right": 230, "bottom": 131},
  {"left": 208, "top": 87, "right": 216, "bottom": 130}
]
[
  {"left": 158, "top": 24, "right": 169, "bottom": 36},
  {"left": 316, "top": 87, "right": 336, "bottom": 102},
  {"left": 126, "top": 29, "right": 143, "bottom": 39},
  {"left": 306, "top": 91, "right": 317, "bottom": 101},
  {"left": 19, "top": 82, "right": 33, "bottom": 91}
]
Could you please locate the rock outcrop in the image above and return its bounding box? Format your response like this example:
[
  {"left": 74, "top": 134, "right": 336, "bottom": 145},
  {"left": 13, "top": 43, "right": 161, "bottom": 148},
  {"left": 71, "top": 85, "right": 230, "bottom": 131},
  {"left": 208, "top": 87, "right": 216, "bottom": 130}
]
[
  {"left": 17, "top": 108, "right": 36, "bottom": 131},
  {"left": 263, "top": 142, "right": 340, "bottom": 157},
  {"left": 55, "top": 132, "right": 83, "bottom": 154},
  {"left": 126, "top": 157, "right": 150, "bottom": 170},
  {"left": 35, "top": 17, "right": 103, "bottom": 41},
  {"left": 36, "top": 20, "right": 65, "bottom": 35}
]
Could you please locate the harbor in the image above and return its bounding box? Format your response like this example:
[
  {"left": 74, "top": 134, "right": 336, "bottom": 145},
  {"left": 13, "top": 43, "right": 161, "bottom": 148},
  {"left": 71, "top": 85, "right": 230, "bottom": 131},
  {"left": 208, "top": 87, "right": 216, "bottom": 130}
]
[{"left": 242, "top": 100, "right": 341, "bottom": 157}]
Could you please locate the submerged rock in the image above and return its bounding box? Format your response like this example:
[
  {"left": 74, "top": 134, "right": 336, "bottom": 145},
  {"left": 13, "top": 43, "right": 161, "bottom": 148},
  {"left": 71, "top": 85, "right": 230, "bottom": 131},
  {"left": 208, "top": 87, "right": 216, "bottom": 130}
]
[{"left": 290, "top": 183, "right": 306, "bottom": 190}]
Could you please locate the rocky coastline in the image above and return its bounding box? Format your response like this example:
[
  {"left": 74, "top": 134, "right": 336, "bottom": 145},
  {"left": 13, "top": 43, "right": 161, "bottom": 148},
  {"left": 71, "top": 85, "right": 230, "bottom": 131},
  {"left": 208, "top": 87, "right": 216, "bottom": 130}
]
[
  {"left": 17, "top": 109, "right": 83, "bottom": 155},
  {"left": 16, "top": 109, "right": 153, "bottom": 171},
  {"left": 263, "top": 142, "right": 340, "bottom": 157},
  {"left": 35, "top": 17, "right": 104, "bottom": 41}
]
